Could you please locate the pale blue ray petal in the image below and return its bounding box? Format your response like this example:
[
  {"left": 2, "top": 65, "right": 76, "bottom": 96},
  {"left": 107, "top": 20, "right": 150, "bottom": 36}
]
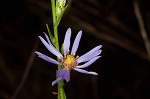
[
  {"left": 77, "top": 50, "right": 102, "bottom": 63},
  {"left": 38, "top": 36, "right": 63, "bottom": 59},
  {"left": 52, "top": 77, "right": 63, "bottom": 86},
  {"left": 35, "top": 51, "right": 60, "bottom": 65},
  {"left": 57, "top": 68, "right": 70, "bottom": 82},
  {"left": 64, "top": 70, "right": 70, "bottom": 82},
  {"left": 43, "top": 32, "right": 51, "bottom": 45},
  {"left": 77, "top": 45, "right": 102, "bottom": 63},
  {"left": 64, "top": 28, "right": 71, "bottom": 56},
  {"left": 90, "top": 50, "right": 102, "bottom": 59},
  {"left": 76, "top": 56, "right": 100, "bottom": 68},
  {"left": 71, "top": 30, "right": 82, "bottom": 55},
  {"left": 73, "top": 68, "right": 98, "bottom": 75},
  {"left": 57, "top": 68, "right": 66, "bottom": 77}
]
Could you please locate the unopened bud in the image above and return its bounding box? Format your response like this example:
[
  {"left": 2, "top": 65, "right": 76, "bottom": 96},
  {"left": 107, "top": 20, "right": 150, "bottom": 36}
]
[{"left": 56, "top": 0, "right": 66, "bottom": 19}]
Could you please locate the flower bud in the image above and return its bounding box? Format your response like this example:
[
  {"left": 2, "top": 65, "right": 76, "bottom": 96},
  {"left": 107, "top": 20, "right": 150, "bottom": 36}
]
[{"left": 56, "top": 0, "right": 66, "bottom": 18}]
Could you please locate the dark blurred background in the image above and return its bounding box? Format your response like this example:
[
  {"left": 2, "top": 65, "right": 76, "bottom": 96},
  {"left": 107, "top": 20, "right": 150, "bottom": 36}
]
[{"left": 1, "top": 0, "right": 150, "bottom": 99}]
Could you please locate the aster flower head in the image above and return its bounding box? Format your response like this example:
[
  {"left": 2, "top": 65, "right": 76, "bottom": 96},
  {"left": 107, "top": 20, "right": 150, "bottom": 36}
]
[{"left": 35, "top": 28, "right": 102, "bottom": 86}]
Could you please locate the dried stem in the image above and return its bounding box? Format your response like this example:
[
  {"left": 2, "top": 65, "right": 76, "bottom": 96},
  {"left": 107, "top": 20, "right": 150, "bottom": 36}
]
[
  {"left": 10, "top": 39, "right": 39, "bottom": 99},
  {"left": 134, "top": 0, "right": 150, "bottom": 60}
]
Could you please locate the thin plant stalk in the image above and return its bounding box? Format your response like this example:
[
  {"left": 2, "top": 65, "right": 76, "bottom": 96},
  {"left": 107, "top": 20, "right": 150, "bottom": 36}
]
[
  {"left": 134, "top": 0, "right": 150, "bottom": 60},
  {"left": 51, "top": 0, "right": 66, "bottom": 98}
]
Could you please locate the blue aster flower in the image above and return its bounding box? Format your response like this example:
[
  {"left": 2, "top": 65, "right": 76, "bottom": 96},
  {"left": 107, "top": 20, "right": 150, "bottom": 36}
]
[{"left": 35, "top": 28, "right": 102, "bottom": 86}]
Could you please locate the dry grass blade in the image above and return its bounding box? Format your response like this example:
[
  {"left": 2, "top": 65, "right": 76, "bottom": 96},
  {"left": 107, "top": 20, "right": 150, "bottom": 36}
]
[{"left": 134, "top": 0, "right": 150, "bottom": 60}]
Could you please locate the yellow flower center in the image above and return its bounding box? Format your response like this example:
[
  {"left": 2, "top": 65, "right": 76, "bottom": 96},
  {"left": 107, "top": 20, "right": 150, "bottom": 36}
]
[{"left": 61, "top": 55, "right": 77, "bottom": 70}]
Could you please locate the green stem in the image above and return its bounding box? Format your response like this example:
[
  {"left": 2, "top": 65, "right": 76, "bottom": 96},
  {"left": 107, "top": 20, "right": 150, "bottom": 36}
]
[
  {"left": 51, "top": 0, "right": 66, "bottom": 99},
  {"left": 54, "top": 26, "right": 66, "bottom": 99},
  {"left": 51, "top": 0, "right": 56, "bottom": 26}
]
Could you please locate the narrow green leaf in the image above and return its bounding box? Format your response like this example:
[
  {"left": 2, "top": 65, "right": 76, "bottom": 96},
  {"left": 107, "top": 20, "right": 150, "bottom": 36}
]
[
  {"left": 46, "top": 23, "right": 56, "bottom": 46},
  {"left": 61, "top": 43, "right": 64, "bottom": 55}
]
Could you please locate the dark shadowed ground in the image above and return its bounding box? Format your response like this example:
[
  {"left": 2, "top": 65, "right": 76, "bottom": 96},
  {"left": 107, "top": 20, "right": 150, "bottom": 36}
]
[{"left": 1, "top": 0, "right": 150, "bottom": 99}]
